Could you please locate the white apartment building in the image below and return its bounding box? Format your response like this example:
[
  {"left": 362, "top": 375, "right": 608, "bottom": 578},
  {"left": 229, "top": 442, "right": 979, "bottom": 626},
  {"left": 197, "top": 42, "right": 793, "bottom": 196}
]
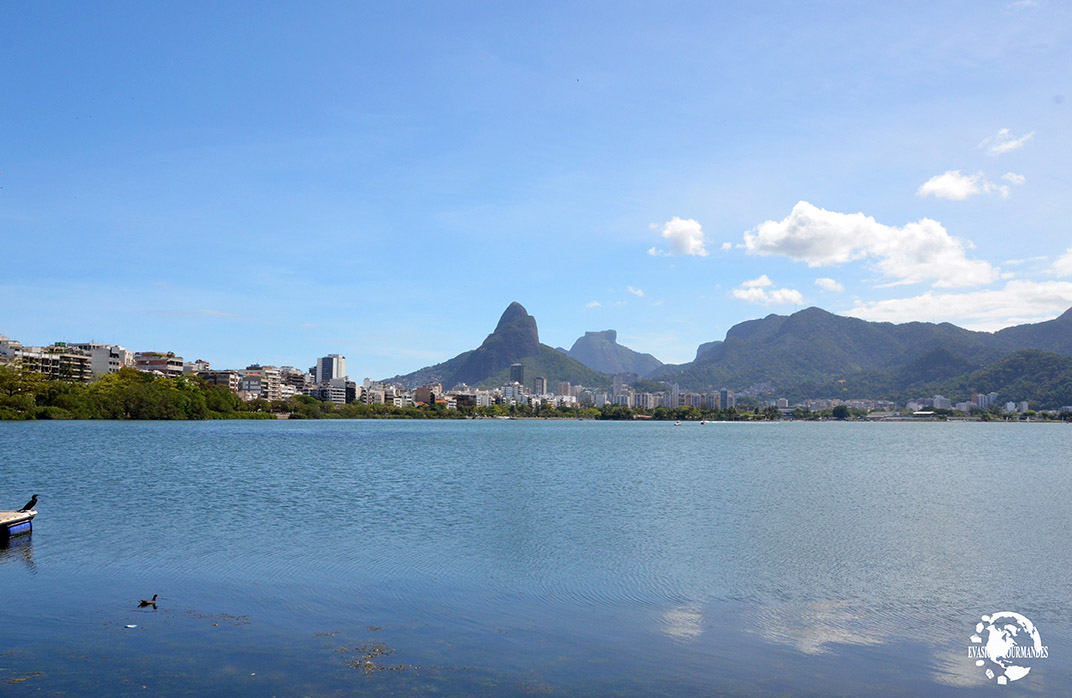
[
  {"left": 239, "top": 365, "right": 282, "bottom": 401},
  {"left": 70, "top": 343, "right": 134, "bottom": 376}
]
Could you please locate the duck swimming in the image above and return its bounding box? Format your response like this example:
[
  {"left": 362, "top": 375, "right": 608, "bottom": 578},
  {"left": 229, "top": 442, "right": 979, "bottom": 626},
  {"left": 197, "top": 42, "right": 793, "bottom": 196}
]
[{"left": 138, "top": 594, "right": 158, "bottom": 608}]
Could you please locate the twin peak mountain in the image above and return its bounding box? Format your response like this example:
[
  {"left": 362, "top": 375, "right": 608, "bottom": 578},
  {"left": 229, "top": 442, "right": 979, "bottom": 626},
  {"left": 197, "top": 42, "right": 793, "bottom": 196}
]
[
  {"left": 386, "top": 302, "right": 658, "bottom": 391},
  {"left": 385, "top": 302, "right": 1072, "bottom": 406}
]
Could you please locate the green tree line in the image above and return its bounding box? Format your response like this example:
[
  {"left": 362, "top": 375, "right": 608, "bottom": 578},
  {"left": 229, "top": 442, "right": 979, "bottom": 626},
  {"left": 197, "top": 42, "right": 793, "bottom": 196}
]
[{"left": 0, "top": 365, "right": 792, "bottom": 422}]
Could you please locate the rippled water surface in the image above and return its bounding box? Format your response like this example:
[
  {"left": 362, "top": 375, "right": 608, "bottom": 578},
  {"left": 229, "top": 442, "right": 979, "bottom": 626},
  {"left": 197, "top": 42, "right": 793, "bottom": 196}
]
[{"left": 2, "top": 420, "right": 1070, "bottom": 695}]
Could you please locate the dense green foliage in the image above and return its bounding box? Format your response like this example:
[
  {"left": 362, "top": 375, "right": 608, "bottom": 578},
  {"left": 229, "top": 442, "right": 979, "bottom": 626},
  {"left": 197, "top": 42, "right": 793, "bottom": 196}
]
[
  {"left": 0, "top": 365, "right": 780, "bottom": 422},
  {"left": 0, "top": 366, "right": 270, "bottom": 420}
]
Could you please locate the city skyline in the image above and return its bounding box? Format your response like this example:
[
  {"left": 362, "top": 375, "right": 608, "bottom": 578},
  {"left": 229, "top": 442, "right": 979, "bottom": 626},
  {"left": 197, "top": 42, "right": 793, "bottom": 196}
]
[{"left": 3, "top": 2, "right": 1071, "bottom": 379}]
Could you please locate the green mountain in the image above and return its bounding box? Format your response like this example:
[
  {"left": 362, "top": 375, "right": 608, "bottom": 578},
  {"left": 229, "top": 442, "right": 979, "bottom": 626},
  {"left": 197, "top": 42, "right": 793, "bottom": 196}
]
[
  {"left": 930, "top": 350, "right": 1072, "bottom": 409},
  {"left": 385, "top": 302, "right": 609, "bottom": 390},
  {"left": 562, "top": 330, "right": 663, "bottom": 377},
  {"left": 993, "top": 307, "right": 1072, "bottom": 352},
  {"left": 477, "top": 345, "right": 611, "bottom": 391},
  {"left": 651, "top": 306, "right": 1072, "bottom": 403}
]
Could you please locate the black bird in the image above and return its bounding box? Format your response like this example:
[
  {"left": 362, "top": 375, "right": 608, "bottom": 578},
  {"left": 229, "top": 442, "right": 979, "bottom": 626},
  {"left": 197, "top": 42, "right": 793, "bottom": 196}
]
[
  {"left": 19, "top": 494, "right": 38, "bottom": 512},
  {"left": 138, "top": 594, "right": 158, "bottom": 608}
]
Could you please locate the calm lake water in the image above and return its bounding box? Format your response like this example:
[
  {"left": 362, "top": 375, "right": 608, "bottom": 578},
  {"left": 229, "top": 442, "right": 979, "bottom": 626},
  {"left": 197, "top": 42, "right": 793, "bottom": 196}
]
[{"left": 2, "top": 420, "right": 1070, "bottom": 695}]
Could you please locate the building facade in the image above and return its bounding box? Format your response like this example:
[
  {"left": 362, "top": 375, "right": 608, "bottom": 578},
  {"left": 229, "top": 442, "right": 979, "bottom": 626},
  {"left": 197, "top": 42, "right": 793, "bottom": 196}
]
[
  {"left": 509, "top": 363, "right": 524, "bottom": 385},
  {"left": 135, "top": 352, "right": 184, "bottom": 377},
  {"left": 316, "top": 354, "right": 346, "bottom": 384},
  {"left": 69, "top": 343, "right": 133, "bottom": 376}
]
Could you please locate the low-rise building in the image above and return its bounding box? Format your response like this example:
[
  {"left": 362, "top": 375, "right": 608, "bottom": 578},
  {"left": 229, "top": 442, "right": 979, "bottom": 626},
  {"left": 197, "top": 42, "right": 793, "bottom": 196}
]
[
  {"left": 279, "top": 366, "right": 313, "bottom": 392},
  {"left": 183, "top": 359, "right": 211, "bottom": 375},
  {"left": 415, "top": 385, "right": 441, "bottom": 404},
  {"left": 9, "top": 344, "right": 93, "bottom": 383},
  {"left": 199, "top": 370, "right": 241, "bottom": 393},
  {"left": 239, "top": 365, "right": 282, "bottom": 401},
  {"left": 135, "top": 352, "right": 184, "bottom": 377},
  {"left": 70, "top": 343, "right": 134, "bottom": 376}
]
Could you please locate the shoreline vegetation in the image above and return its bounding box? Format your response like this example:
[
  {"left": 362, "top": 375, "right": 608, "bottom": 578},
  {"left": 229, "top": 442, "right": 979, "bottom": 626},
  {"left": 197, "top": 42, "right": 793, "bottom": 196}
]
[{"left": 2, "top": 366, "right": 1069, "bottom": 423}]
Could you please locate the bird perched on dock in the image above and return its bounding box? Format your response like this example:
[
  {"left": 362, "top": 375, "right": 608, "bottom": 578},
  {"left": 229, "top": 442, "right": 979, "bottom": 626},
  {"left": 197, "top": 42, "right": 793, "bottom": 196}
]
[
  {"left": 138, "top": 594, "right": 158, "bottom": 608},
  {"left": 19, "top": 494, "right": 38, "bottom": 512}
]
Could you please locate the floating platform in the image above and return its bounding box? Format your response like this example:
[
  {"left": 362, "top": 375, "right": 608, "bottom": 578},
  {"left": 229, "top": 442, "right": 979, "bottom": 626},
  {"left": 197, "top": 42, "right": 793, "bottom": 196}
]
[{"left": 0, "top": 510, "right": 35, "bottom": 539}]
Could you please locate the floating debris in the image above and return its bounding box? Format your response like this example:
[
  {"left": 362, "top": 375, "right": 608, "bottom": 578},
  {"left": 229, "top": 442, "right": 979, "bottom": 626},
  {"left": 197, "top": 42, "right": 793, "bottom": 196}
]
[
  {"left": 519, "top": 680, "right": 556, "bottom": 695},
  {"left": 5, "top": 671, "right": 44, "bottom": 685},
  {"left": 188, "top": 611, "right": 251, "bottom": 626},
  {"left": 343, "top": 642, "right": 419, "bottom": 674},
  {"left": 125, "top": 624, "right": 137, "bottom": 629}
]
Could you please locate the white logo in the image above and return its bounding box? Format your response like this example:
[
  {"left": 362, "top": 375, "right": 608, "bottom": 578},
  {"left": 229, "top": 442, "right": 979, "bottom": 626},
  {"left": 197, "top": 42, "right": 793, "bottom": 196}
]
[{"left": 968, "top": 612, "right": 1048, "bottom": 685}]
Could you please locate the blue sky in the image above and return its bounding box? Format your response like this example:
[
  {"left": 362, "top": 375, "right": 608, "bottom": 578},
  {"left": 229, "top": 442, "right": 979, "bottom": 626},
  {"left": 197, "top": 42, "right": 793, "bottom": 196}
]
[{"left": 3, "top": 1, "right": 1070, "bottom": 379}]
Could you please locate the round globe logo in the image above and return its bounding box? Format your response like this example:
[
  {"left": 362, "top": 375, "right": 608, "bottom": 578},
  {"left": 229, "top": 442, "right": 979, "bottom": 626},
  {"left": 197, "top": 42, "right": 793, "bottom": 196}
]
[{"left": 968, "top": 612, "right": 1048, "bottom": 685}]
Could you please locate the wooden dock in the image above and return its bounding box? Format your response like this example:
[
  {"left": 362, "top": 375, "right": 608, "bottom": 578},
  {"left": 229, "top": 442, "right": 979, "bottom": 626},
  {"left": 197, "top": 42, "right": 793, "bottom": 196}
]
[{"left": 1, "top": 510, "right": 35, "bottom": 538}]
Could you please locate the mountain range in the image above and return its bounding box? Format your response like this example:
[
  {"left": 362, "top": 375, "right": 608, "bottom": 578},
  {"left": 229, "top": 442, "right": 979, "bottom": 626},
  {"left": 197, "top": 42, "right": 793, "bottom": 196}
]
[
  {"left": 385, "top": 302, "right": 1072, "bottom": 408},
  {"left": 649, "top": 306, "right": 1072, "bottom": 404}
]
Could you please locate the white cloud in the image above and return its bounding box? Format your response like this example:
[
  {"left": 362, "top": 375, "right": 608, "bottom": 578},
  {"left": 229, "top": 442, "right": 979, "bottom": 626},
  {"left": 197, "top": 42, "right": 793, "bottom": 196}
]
[
  {"left": 720, "top": 242, "right": 732, "bottom": 251},
  {"left": 1003, "top": 256, "right": 1047, "bottom": 266},
  {"left": 979, "top": 128, "right": 1034, "bottom": 156},
  {"left": 992, "top": 183, "right": 1011, "bottom": 199},
  {"left": 815, "top": 277, "right": 844, "bottom": 292},
  {"left": 1054, "top": 249, "right": 1072, "bottom": 277},
  {"left": 627, "top": 286, "right": 644, "bottom": 297},
  {"left": 918, "top": 170, "right": 1021, "bottom": 200},
  {"left": 845, "top": 280, "right": 1072, "bottom": 330},
  {"left": 918, "top": 170, "right": 984, "bottom": 200},
  {"left": 585, "top": 300, "right": 602, "bottom": 309},
  {"left": 732, "top": 277, "right": 803, "bottom": 305},
  {"left": 652, "top": 216, "right": 708, "bottom": 256},
  {"left": 743, "top": 201, "right": 999, "bottom": 288}
]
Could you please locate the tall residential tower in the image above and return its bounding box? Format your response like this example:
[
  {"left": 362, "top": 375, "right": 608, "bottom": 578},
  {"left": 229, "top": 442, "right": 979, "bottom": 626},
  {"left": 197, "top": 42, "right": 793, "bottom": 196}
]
[{"left": 316, "top": 354, "right": 346, "bottom": 384}]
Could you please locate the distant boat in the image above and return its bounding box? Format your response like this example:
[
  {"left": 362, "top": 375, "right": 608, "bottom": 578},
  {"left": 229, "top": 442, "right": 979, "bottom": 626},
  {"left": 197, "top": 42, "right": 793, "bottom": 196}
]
[{"left": 674, "top": 421, "right": 681, "bottom": 426}]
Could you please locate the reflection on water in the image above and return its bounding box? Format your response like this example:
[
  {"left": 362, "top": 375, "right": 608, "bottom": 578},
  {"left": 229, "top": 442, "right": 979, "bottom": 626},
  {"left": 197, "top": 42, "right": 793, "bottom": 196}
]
[
  {"left": 1, "top": 420, "right": 1071, "bottom": 695},
  {"left": 0, "top": 534, "right": 36, "bottom": 574},
  {"left": 931, "top": 647, "right": 985, "bottom": 688},
  {"left": 658, "top": 604, "right": 704, "bottom": 641},
  {"left": 751, "top": 600, "right": 887, "bottom": 655}
]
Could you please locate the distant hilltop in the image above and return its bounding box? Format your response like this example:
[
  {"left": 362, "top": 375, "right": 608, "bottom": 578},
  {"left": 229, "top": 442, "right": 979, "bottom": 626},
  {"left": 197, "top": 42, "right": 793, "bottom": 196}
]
[
  {"left": 648, "top": 305, "right": 1072, "bottom": 405},
  {"left": 559, "top": 330, "right": 663, "bottom": 377},
  {"left": 383, "top": 303, "right": 1072, "bottom": 408},
  {"left": 384, "top": 302, "right": 610, "bottom": 391}
]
